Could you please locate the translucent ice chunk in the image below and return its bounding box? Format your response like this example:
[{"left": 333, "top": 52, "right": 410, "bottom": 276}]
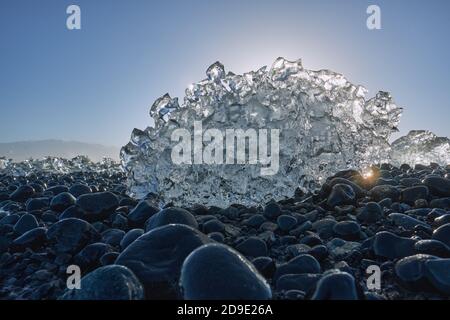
[
  {"left": 390, "top": 130, "right": 450, "bottom": 166},
  {"left": 121, "top": 58, "right": 403, "bottom": 207}
]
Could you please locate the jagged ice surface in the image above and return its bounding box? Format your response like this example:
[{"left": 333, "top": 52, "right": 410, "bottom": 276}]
[
  {"left": 391, "top": 130, "right": 450, "bottom": 167},
  {"left": 121, "top": 58, "right": 403, "bottom": 207}
]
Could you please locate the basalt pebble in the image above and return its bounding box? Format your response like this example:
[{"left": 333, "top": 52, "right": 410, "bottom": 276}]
[
  {"left": 327, "top": 184, "right": 355, "bottom": 208},
  {"left": 414, "top": 240, "right": 450, "bottom": 258},
  {"left": 400, "top": 186, "right": 429, "bottom": 205},
  {"left": 127, "top": 200, "right": 159, "bottom": 227},
  {"left": 277, "top": 215, "right": 297, "bottom": 231},
  {"left": 273, "top": 254, "right": 321, "bottom": 281},
  {"left": 357, "top": 202, "right": 383, "bottom": 224},
  {"left": 145, "top": 207, "right": 198, "bottom": 232},
  {"left": 332, "top": 221, "right": 360, "bottom": 240},
  {"left": 120, "top": 229, "right": 144, "bottom": 250},
  {"left": 11, "top": 227, "right": 47, "bottom": 251},
  {"left": 423, "top": 177, "right": 450, "bottom": 197},
  {"left": 373, "top": 231, "right": 416, "bottom": 259},
  {"left": 311, "top": 270, "right": 358, "bottom": 300},
  {"left": 9, "top": 185, "right": 35, "bottom": 202},
  {"left": 59, "top": 265, "right": 144, "bottom": 300},
  {"left": 276, "top": 273, "right": 321, "bottom": 294},
  {"left": 46, "top": 218, "right": 100, "bottom": 253},
  {"left": 115, "top": 224, "right": 212, "bottom": 299},
  {"left": 424, "top": 258, "right": 450, "bottom": 294},
  {"left": 13, "top": 214, "right": 38, "bottom": 235},
  {"left": 49, "top": 192, "right": 76, "bottom": 212},
  {"left": 76, "top": 192, "right": 119, "bottom": 222},
  {"left": 395, "top": 254, "right": 439, "bottom": 289},
  {"left": 388, "top": 213, "right": 428, "bottom": 231},
  {"left": 180, "top": 243, "right": 272, "bottom": 300},
  {"left": 369, "top": 185, "right": 400, "bottom": 202},
  {"left": 432, "top": 223, "right": 450, "bottom": 247},
  {"left": 202, "top": 219, "right": 225, "bottom": 233},
  {"left": 252, "top": 256, "right": 276, "bottom": 278},
  {"left": 235, "top": 237, "right": 268, "bottom": 257},
  {"left": 68, "top": 183, "right": 92, "bottom": 198}
]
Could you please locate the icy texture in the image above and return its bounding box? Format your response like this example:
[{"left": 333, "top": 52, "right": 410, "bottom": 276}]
[
  {"left": 0, "top": 156, "right": 122, "bottom": 177},
  {"left": 121, "top": 58, "right": 402, "bottom": 207},
  {"left": 390, "top": 130, "right": 450, "bottom": 166}
]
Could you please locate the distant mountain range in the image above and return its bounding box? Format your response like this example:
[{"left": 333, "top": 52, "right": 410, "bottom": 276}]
[{"left": 0, "top": 140, "right": 120, "bottom": 162}]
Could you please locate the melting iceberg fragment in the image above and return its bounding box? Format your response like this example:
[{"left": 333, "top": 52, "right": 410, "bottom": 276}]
[
  {"left": 390, "top": 130, "right": 450, "bottom": 167},
  {"left": 121, "top": 58, "right": 403, "bottom": 207}
]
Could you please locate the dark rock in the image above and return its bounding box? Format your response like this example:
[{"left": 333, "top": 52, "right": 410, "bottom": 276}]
[
  {"left": 430, "top": 197, "right": 450, "bottom": 209},
  {"left": 332, "top": 221, "right": 360, "bottom": 240},
  {"left": 276, "top": 273, "right": 321, "bottom": 293},
  {"left": 244, "top": 214, "right": 266, "bottom": 228},
  {"left": 235, "top": 237, "right": 267, "bottom": 257},
  {"left": 327, "top": 238, "right": 361, "bottom": 260},
  {"left": 68, "top": 183, "right": 92, "bottom": 197},
  {"left": 128, "top": 200, "right": 159, "bottom": 227},
  {"left": 102, "top": 229, "right": 126, "bottom": 247},
  {"left": 415, "top": 240, "right": 450, "bottom": 258},
  {"left": 277, "top": 215, "right": 297, "bottom": 231},
  {"left": 12, "top": 227, "right": 47, "bottom": 251},
  {"left": 145, "top": 207, "right": 198, "bottom": 232},
  {"left": 59, "top": 205, "right": 85, "bottom": 220},
  {"left": 327, "top": 184, "right": 355, "bottom": 207},
  {"left": 50, "top": 192, "right": 76, "bottom": 212},
  {"left": 208, "top": 232, "right": 224, "bottom": 242},
  {"left": 389, "top": 213, "right": 428, "bottom": 231},
  {"left": 252, "top": 256, "right": 276, "bottom": 278},
  {"left": 76, "top": 192, "right": 119, "bottom": 222},
  {"left": 74, "top": 242, "right": 113, "bottom": 270},
  {"left": 311, "top": 270, "right": 358, "bottom": 300},
  {"left": 395, "top": 254, "right": 438, "bottom": 288},
  {"left": 263, "top": 202, "right": 281, "bottom": 219},
  {"left": 10, "top": 185, "right": 35, "bottom": 202},
  {"left": 373, "top": 231, "right": 416, "bottom": 259},
  {"left": 274, "top": 254, "right": 321, "bottom": 281},
  {"left": 423, "top": 177, "right": 450, "bottom": 197},
  {"left": 424, "top": 258, "right": 450, "bottom": 294},
  {"left": 13, "top": 214, "right": 38, "bottom": 235},
  {"left": 401, "top": 186, "right": 429, "bottom": 205},
  {"left": 432, "top": 223, "right": 450, "bottom": 247},
  {"left": 60, "top": 265, "right": 144, "bottom": 300},
  {"left": 26, "top": 198, "right": 49, "bottom": 212},
  {"left": 434, "top": 214, "right": 450, "bottom": 227},
  {"left": 46, "top": 218, "right": 100, "bottom": 253},
  {"left": 202, "top": 219, "right": 225, "bottom": 234},
  {"left": 120, "top": 229, "right": 144, "bottom": 250},
  {"left": 369, "top": 185, "right": 400, "bottom": 202},
  {"left": 115, "top": 224, "right": 212, "bottom": 299},
  {"left": 357, "top": 202, "right": 383, "bottom": 224},
  {"left": 100, "top": 252, "right": 119, "bottom": 266},
  {"left": 180, "top": 243, "right": 272, "bottom": 300},
  {"left": 45, "top": 185, "right": 69, "bottom": 195}
]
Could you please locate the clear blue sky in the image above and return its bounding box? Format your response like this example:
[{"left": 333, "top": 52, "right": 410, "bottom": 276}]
[{"left": 0, "top": 0, "right": 449, "bottom": 147}]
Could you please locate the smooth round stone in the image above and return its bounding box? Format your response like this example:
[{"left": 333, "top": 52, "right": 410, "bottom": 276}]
[
  {"left": 13, "top": 214, "right": 38, "bottom": 235},
  {"left": 274, "top": 254, "right": 321, "bottom": 281},
  {"left": 120, "top": 229, "right": 144, "bottom": 250},
  {"left": 311, "top": 270, "right": 358, "bottom": 300},
  {"left": 112, "top": 213, "right": 128, "bottom": 229},
  {"left": 424, "top": 258, "right": 450, "bottom": 294},
  {"left": 9, "top": 185, "right": 35, "bottom": 202},
  {"left": 432, "top": 223, "right": 450, "bottom": 247},
  {"left": 299, "top": 234, "right": 322, "bottom": 247},
  {"left": 59, "top": 205, "right": 85, "bottom": 220},
  {"left": 74, "top": 242, "right": 113, "bottom": 270},
  {"left": 203, "top": 219, "right": 225, "bottom": 234},
  {"left": 244, "top": 214, "right": 266, "bottom": 228},
  {"left": 100, "top": 252, "right": 119, "bottom": 266},
  {"left": 415, "top": 240, "right": 450, "bottom": 258},
  {"left": 180, "top": 243, "right": 272, "bottom": 300},
  {"left": 423, "top": 177, "right": 450, "bottom": 197},
  {"left": 357, "top": 202, "right": 383, "bottom": 223},
  {"left": 276, "top": 273, "right": 321, "bottom": 293},
  {"left": 263, "top": 202, "right": 281, "bottom": 219},
  {"left": 373, "top": 231, "right": 416, "bottom": 259},
  {"left": 50, "top": 192, "right": 76, "bottom": 212},
  {"left": 46, "top": 218, "right": 100, "bottom": 253},
  {"left": 388, "top": 213, "right": 428, "bottom": 231},
  {"left": 326, "top": 238, "right": 361, "bottom": 260},
  {"left": 60, "top": 265, "right": 144, "bottom": 300},
  {"left": 145, "top": 207, "right": 198, "bottom": 232},
  {"left": 12, "top": 227, "right": 47, "bottom": 251},
  {"left": 26, "top": 198, "right": 49, "bottom": 212},
  {"left": 322, "top": 178, "right": 365, "bottom": 198},
  {"left": 308, "top": 245, "right": 328, "bottom": 261},
  {"left": 0, "top": 213, "right": 20, "bottom": 226},
  {"left": 400, "top": 186, "right": 429, "bottom": 205},
  {"left": 76, "top": 192, "right": 119, "bottom": 222},
  {"left": 41, "top": 212, "right": 58, "bottom": 223},
  {"left": 235, "top": 237, "right": 268, "bottom": 257},
  {"left": 208, "top": 232, "right": 224, "bottom": 242},
  {"left": 115, "top": 224, "right": 212, "bottom": 299},
  {"left": 400, "top": 178, "right": 422, "bottom": 187},
  {"left": 102, "top": 229, "right": 126, "bottom": 247},
  {"left": 127, "top": 200, "right": 159, "bottom": 227},
  {"left": 430, "top": 197, "right": 450, "bottom": 209},
  {"left": 327, "top": 184, "right": 355, "bottom": 207},
  {"left": 434, "top": 214, "right": 450, "bottom": 227},
  {"left": 68, "top": 183, "right": 92, "bottom": 198},
  {"left": 369, "top": 185, "right": 400, "bottom": 202},
  {"left": 332, "top": 221, "right": 360, "bottom": 240},
  {"left": 312, "top": 218, "right": 336, "bottom": 236},
  {"left": 252, "top": 256, "right": 276, "bottom": 278},
  {"left": 45, "top": 185, "right": 69, "bottom": 195},
  {"left": 284, "top": 290, "right": 306, "bottom": 300},
  {"left": 277, "top": 215, "right": 297, "bottom": 231},
  {"left": 395, "top": 254, "right": 438, "bottom": 287}
]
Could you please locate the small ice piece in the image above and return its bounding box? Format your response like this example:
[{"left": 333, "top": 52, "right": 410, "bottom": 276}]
[
  {"left": 121, "top": 58, "right": 403, "bottom": 207},
  {"left": 390, "top": 130, "right": 450, "bottom": 166}
]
